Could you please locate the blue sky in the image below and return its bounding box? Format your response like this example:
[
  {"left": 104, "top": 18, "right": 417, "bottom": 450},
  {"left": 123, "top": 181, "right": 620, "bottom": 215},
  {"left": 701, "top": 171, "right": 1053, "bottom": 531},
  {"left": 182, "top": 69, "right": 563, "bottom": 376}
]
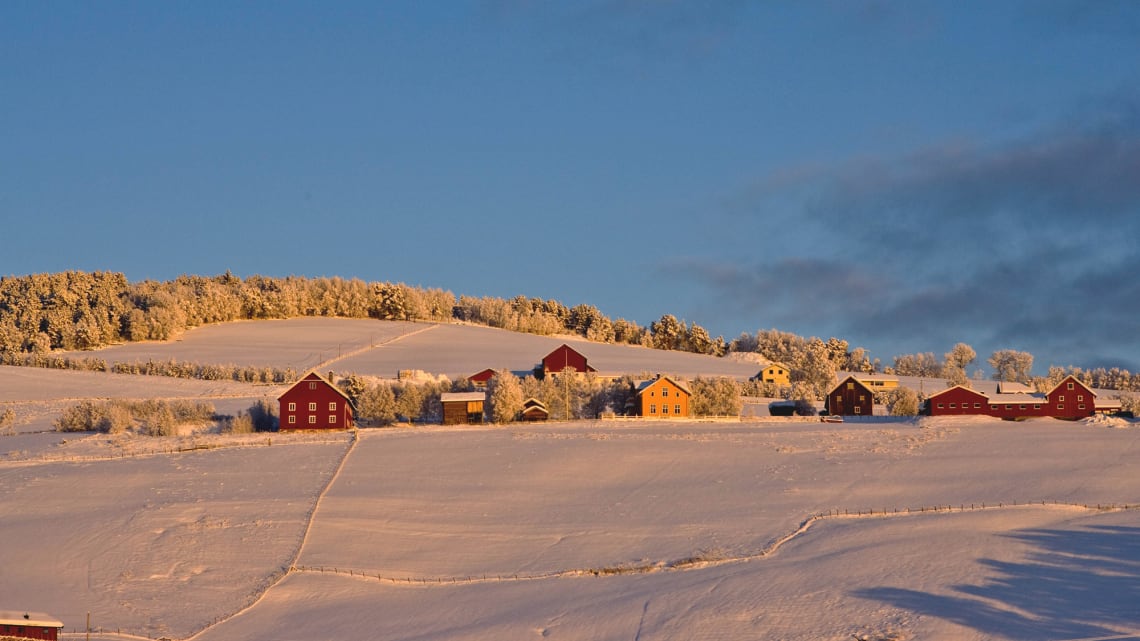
[{"left": 4, "top": 1, "right": 1139, "bottom": 373}]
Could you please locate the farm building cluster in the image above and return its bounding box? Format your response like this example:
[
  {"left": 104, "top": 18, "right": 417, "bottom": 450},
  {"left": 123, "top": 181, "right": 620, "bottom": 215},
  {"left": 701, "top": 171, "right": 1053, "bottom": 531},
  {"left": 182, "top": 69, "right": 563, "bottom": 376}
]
[
  {"left": 277, "top": 344, "right": 696, "bottom": 428},
  {"left": 276, "top": 344, "right": 1121, "bottom": 430}
]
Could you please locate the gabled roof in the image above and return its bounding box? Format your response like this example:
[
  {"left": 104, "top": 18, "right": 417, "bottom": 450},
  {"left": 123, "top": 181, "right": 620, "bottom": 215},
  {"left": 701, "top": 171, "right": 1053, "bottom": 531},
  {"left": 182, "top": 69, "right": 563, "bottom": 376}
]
[
  {"left": 466, "top": 368, "right": 498, "bottom": 381},
  {"left": 440, "top": 392, "right": 486, "bottom": 403},
  {"left": 828, "top": 375, "right": 873, "bottom": 395},
  {"left": 522, "top": 397, "right": 547, "bottom": 410},
  {"left": 996, "top": 381, "right": 1035, "bottom": 394},
  {"left": 0, "top": 611, "right": 64, "bottom": 627},
  {"left": 635, "top": 375, "right": 691, "bottom": 396},
  {"left": 277, "top": 371, "right": 354, "bottom": 403},
  {"left": 1047, "top": 374, "right": 1097, "bottom": 398},
  {"left": 927, "top": 384, "right": 988, "bottom": 400}
]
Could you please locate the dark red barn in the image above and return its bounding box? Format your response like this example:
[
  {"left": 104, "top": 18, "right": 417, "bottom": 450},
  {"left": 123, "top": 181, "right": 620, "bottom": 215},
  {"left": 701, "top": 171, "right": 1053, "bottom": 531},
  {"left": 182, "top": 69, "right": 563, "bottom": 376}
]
[
  {"left": 926, "top": 385, "right": 990, "bottom": 416},
  {"left": 278, "top": 372, "right": 355, "bottom": 430},
  {"left": 0, "top": 611, "right": 63, "bottom": 640},
  {"left": 1046, "top": 375, "right": 1096, "bottom": 420},
  {"left": 826, "top": 376, "right": 874, "bottom": 416},
  {"left": 542, "top": 344, "right": 595, "bottom": 377}
]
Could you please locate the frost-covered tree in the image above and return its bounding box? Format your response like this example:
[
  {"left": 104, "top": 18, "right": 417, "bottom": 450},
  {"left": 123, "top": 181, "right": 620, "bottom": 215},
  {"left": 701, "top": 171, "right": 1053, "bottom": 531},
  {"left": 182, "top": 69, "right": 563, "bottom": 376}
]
[
  {"left": 886, "top": 387, "right": 919, "bottom": 416},
  {"left": 487, "top": 371, "right": 525, "bottom": 424},
  {"left": 989, "top": 349, "right": 1034, "bottom": 383},
  {"left": 893, "top": 352, "right": 940, "bottom": 377},
  {"left": 689, "top": 377, "right": 742, "bottom": 417}
]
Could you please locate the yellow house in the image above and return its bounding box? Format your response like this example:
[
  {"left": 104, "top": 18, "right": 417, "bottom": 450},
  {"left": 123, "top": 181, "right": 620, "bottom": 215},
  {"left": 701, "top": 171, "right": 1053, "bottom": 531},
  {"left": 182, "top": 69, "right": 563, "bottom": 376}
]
[
  {"left": 754, "top": 362, "right": 791, "bottom": 386},
  {"left": 855, "top": 374, "right": 899, "bottom": 390},
  {"left": 636, "top": 375, "right": 691, "bottom": 418}
]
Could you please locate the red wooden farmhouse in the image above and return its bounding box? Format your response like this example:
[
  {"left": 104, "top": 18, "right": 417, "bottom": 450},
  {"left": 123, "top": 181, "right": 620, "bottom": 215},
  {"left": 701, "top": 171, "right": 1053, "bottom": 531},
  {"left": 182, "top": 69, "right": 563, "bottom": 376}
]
[
  {"left": 925, "top": 375, "right": 1097, "bottom": 420},
  {"left": 278, "top": 372, "right": 355, "bottom": 430},
  {"left": 826, "top": 375, "right": 875, "bottom": 416},
  {"left": 0, "top": 611, "right": 64, "bottom": 640},
  {"left": 541, "top": 344, "right": 596, "bottom": 377}
]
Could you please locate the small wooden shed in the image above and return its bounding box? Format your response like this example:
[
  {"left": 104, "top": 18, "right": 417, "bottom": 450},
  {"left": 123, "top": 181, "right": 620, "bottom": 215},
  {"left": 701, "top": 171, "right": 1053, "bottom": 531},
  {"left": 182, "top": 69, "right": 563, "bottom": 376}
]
[
  {"left": 520, "top": 398, "right": 549, "bottom": 422},
  {"left": 0, "top": 611, "right": 64, "bottom": 640},
  {"left": 441, "top": 392, "right": 486, "bottom": 425}
]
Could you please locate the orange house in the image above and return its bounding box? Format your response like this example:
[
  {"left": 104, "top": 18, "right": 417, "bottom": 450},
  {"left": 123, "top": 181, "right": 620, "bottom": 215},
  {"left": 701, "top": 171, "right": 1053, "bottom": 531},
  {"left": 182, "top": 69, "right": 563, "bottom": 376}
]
[{"left": 636, "top": 376, "right": 691, "bottom": 418}]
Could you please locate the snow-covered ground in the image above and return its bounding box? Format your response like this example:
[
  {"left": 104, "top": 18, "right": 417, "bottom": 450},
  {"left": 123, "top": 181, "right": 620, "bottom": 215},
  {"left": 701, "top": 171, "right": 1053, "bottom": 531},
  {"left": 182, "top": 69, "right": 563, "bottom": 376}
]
[
  {"left": 2, "top": 416, "right": 1138, "bottom": 640},
  {"left": 5, "top": 321, "right": 1139, "bottom": 639},
  {"left": 61, "top": 318, "right": 764, "bottom": 381}
]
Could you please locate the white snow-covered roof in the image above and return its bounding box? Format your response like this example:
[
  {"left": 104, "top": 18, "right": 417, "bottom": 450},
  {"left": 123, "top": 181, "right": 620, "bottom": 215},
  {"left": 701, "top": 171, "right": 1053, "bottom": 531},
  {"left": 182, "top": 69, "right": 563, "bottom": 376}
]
[
  {"left": 996, "top": 381, "right": 1035, "bottom": 394},
  {"left": 440, "top": 392, "right": 486, "bottom": 403},
  {"left": 0, "top": 611, "right": 64, "bottom": 627},
  {"left": 989, "top": 393, "right": 1045, "bottom": 404}
]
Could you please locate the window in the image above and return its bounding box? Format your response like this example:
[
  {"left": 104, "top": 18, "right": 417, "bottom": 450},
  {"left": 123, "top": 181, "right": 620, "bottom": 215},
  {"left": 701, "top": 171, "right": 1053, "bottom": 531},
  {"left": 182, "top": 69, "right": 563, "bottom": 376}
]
[
  {"left": 974, "top": 403, "right": 982, "bottom": 409},
  {"left": 949, "top": 403, "right": 956, "bottom": 409},
  {"left": 1079, "top": 404, "right": 1086, "bottom": 410},
  {"left": 650, "top": 404, "right": 656, "bottom": 414},
  {"left": 329, "top": 414, "right": 336, "bottom": 424},
  {"left": 289, "top": 416, "right": 296, "bottom": 424},
  {"left": 1057, "top": 404, "right": 1064, "bottom": 410},
  {"left": 288, "top": 402, "right": 296, "bottom": 411},
  {"left": 309, "top": 415, "right": 317, "bottom": 424},
  {"left": 1068, "top": 382, "right": 1074, "bottom": 390},
  {"left": 1034, "top": 404, "right": 1041, "bottom": 410},
  {"left": 859, "top": 395, "right": 866, "bottom": 402},
  {"left": 1077, "top": 395, "right": 1084, "bottom": 401},
  {"left": 847, "top": 382, "right": 855, "bottom": 390},
  {"left": 990, "top": 405, "right": 998, "bottom": 410},
  {"left": 1058, "top": 395, "right": 1065, "bottom": 402},
  {"left": 662, "top": 388, "right": 669, "bottom": 397},
  {"left": 675, "top": 404, "right": 681, "bottom": 414},
  {"left": 309, "top": 402, "right": 317, "bottom": 411},
  {"left": 1019, "top": 405, "right": 1027, "bottom": 410},
  {"left": 310, "top": 382, "right": 317, "bottom": 390},
  {"left": 329, "top": 402, "right": 337, "bottom": 411},
  {"left": 937, "top": 403, "right": 945, "bottom": 409},
  {"left": 1005, "top": 405, "right": 1013, "bottom": 410},
  {"left": 854, "top": 407, "right": 861, "bottom": 414}
]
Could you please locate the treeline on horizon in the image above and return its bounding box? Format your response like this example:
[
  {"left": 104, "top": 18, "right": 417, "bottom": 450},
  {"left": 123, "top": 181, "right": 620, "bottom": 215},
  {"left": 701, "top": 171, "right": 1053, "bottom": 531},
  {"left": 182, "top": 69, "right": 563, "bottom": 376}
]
[{"left": 1, "top": 270, "right": 1139, "bottom": 395}]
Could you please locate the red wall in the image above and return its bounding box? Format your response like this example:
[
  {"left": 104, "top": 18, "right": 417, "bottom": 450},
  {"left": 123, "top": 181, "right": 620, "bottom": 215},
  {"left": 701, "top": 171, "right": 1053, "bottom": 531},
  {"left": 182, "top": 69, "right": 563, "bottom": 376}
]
[
  {"left": 543, "top": 345, "right": 593, "bottom": 374},
  {"left": 828, "top": 378, "right": 873, "bottom": 416},
  {"left": 1046, "top": 377, "right": 1096, "bottom": 420},
  {"left": 927, "top": 387, "right": 990, "bottom": 416},
  {"left": 279, "top": 373, "right": 354, "bottom": 430}
]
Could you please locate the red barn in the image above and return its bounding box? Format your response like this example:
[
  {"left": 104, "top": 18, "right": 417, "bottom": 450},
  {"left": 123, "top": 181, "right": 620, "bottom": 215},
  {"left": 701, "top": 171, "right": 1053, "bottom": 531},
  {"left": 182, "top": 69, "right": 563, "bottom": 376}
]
[
  {"left": 278, "top": 372, "right": 355, "bottom": 430},
  {"left": 926, "top": 385, "right": 990, "bottom": 416},
  {"left": 465, "top": 368, "right": 497, "bottom": 389},
  {"left": 826, "top": 376, "right": 874, "bottom": 416},
  {"left": 542, "top": 344, "right": 595, "bottom": 377},
  {"left": 1046, "top": 375, "right": 1096, "bottom": 420},
  {"left": 0, "top": 611, "right": 63, "bottom": 640}
]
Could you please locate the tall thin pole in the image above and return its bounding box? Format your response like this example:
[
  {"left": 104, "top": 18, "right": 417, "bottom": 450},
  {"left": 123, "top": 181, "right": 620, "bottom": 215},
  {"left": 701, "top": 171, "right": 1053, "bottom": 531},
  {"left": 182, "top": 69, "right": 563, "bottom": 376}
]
[{"left": 86, "top": 612, "right": 90, "bottom": 641}]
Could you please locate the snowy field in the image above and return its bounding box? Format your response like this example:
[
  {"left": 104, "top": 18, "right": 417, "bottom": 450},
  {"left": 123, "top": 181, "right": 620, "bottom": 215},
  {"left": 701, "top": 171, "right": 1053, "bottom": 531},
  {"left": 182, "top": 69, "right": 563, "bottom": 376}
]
[
  {"left": 5, "top": 320, "right": 1139, "bottom": 639},
  {"left": 2, "top": 417, "right": 1138, "bottom": 640},
  {"left": 63, "top": 318, "right": 764, "bottom": 381}
]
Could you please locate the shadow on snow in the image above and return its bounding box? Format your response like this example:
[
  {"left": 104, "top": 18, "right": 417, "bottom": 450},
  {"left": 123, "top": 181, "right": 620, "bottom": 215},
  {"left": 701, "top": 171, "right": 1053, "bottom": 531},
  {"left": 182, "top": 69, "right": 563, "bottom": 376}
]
[{"left": 855, "top": 524, "right": 1140, "bottom": 640}]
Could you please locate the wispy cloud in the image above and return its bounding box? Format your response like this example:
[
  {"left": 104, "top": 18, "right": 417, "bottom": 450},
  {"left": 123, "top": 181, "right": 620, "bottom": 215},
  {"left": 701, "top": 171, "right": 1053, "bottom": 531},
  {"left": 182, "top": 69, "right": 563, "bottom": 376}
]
[{"left": 677, "top": 98, "right": 1140, "bottom": 369}]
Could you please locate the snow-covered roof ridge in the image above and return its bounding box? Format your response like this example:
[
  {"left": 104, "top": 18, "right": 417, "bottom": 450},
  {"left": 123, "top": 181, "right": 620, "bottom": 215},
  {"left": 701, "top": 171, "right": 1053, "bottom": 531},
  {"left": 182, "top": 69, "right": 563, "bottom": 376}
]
[{"left": 0, "top": 611, "right": 64, "bottom": 627}]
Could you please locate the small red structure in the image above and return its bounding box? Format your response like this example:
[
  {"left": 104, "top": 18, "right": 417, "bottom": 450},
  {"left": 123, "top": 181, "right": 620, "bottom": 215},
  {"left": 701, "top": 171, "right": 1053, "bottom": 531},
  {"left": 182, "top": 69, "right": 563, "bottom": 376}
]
[
  {"left": 1045, "top": 375, "right": 1097, "bottom": 420},
  {"left": 926, "top": 385, "right": 991, "bottom": 416},
  {"left": 278, "top": 372, "right": 355, "bottom": 430},
  {"left": 827, "top": 375, "right": 874, "bottom": 416},
  {"left": 466, "top": 368, "right": 498, "bottom": 389},
  {"left": 0, "top": 611, "right": 63, "bottom": 640},
  {"left": 542, "top": 344, "right": 596, "bottom": 377}
]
